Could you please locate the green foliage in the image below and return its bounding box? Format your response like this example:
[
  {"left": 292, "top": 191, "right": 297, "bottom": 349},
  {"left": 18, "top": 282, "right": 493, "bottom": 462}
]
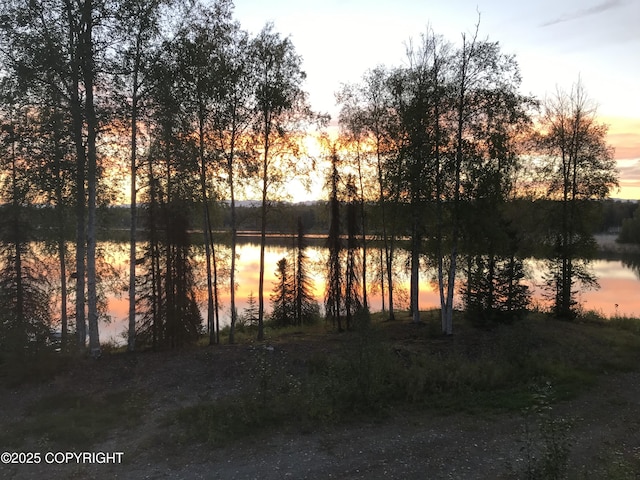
[
  {"left": 0, "top": 122, "right": 54, "bottom": 355},
  {"left": 519, "top": 382, "right": 573, "bottom": 480},
  {"left": 597, "top": 199, "right": 637, "bottom": 233},
  {"left": 269, "top": 257, "right": 295, "bottom": 327},
  {"left": 241, "top": 291, "right": 259, "bottom": 328},
  {"left": 269, "top": 255, "right": 321, "bottom": 328},
  {"left": 136, "top": 199, "right": 204, "bottom": 349},
  {"left": 464, "top": 253, "right": 531, "bottom": 326},
  {"left": 536, "top": 83, "right": 618, "bottom": 319},
  {"left": 619, "top": 204, "right": 640, "bottom": 244},
  {"left": 0, "top": 390, "right": 146, "bottom": 449},
  {"left": 0, "top": 350, "right": 72, "bottom": 386},
  {"left": 172, "top": 311, "right": 640, "bottom": 447}
]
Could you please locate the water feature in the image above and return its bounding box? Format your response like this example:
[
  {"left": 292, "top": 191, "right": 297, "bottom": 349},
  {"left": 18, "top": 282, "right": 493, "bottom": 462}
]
[{"left": 19, "top": 237, "right": 640, "bottom": 344}]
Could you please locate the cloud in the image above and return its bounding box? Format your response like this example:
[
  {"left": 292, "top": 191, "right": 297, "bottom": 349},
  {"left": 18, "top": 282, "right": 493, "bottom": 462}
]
[
  {"left": 618, "top": 160, "right": 640, "bottom": 181},
  {"left": 611, "top": 136, "right": 640, "bottom": 161},
  {"left": 540, "top": 0, "right": 624, "bottom": 27},
  {"left": 606, "top": 118, "right": 640, "bottom": 161},
  {"left": 616, "top": 154, "right": 640, "bottom": 199}
]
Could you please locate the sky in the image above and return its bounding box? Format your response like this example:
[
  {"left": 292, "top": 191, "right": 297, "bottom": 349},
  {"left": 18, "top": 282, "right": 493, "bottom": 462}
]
[{"left": 231, "top": 0, "right": 640, "bottom": 200}]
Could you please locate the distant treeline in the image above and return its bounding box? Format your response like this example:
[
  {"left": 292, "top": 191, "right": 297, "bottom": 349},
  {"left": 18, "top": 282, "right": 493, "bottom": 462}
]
[{"left": 3, "top": 198, "right": 636, "bottom": 242}]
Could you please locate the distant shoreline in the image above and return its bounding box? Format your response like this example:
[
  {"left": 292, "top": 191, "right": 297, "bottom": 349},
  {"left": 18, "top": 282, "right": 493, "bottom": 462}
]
[{"left": 594, "top": 233, "right": 640, "bottom": 254}]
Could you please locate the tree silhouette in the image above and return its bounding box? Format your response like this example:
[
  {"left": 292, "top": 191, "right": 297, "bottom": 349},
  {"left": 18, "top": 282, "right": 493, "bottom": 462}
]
[
  {"left": 0, "top": 117, "right": 52, "bottom": 357},
  {"left": 537, "top": 81, "right": 618, "bottom": 318},
  {"left": 135, "top": 50, "right": 204, "bottom": 349},
  {"left": 113, "top": 0, "right": 170, "bottom": 352},
  {"left": 251, "top": 23, "right": 311, "bottom": 340},
  {"left": 293, "top": 217, "right": 319, "bottom": 325},
  {"left": 344, "top": 175, "right": 365, "bottom": 329},
  {"left": 270, "top": 257, "right": 294, "bottom": 327},
  {"left": 325, "top": 147, "right": 343, "bottom": 331}
]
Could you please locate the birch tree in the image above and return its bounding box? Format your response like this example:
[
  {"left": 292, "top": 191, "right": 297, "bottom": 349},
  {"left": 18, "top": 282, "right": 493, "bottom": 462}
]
[
  {"left": 251, "top": 24, "right": 310, "bottom": 341},
  {"left": 387, "top": 29, "right": 452, "bottom": 325},
  {"left": 114, "top": 0, "right": 169, "bottom": 352},
  {"left": 0, "top": 0, "right": 107, "bottom": 354},
  {"left": 338, "top": 68, "right": 402, "bottom": 321},
  {"left": 440, "top": 29, "right": 529, "bottom": 334},
  {"left": 537, "top": 81, "right": 618, "bottom": 318},
  {"left": 172, "top": 5, "right": 230, "bottom": 348},
  {"left": 210, "top": 20, "right": 255, "bottom": 345}
]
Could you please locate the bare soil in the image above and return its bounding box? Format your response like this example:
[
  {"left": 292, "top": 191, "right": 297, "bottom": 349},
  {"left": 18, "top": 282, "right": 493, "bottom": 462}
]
[{"left": 2, "top": 331, "right": 640, "bottom": 480}]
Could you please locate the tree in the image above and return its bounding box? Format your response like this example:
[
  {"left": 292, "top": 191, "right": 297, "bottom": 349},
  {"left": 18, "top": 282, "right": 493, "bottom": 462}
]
[
  {"left": 136, "top": 50, "right": 204, "bottom": 349},
  {"left": 325, "top": 146, "right": 343, "bottom": 331},
  {"left": 5, "top": 77, "right": 76, "bottom": 349},
  {"left": 344, "top": 175, "right": 366, "bottom": 328},
  {"left": 463, "top": 207, "right": 531, "bottom": 325},
  {"left": 340, "top": 67, "right": 403, "bottom": 321},
  {"left": 174, "top": 7, "right": 214, "bottom": 346},
  {"left": 270, "top": 257, "right": 294, "bottom": 326},
  {"left": 454, "top": 46, "right": 535, "bottom": 325},
  {"left": 242, "top": 291, "right": 259, "bottom": 327},
  {"left": 293, "top": 216, "right": 319, "bottom": 325},
  {"left": 208, "top": 16, "right": 255, "bottom": 345},
  {"left": 536, "top": 81, "right": 618, "bottom": 318},
  {"left": 387, "top": 28, "right": 452, "bottom": 325},
  {"left": 251, "top": 24, "right": 311, "bottom": 341},
  {"left": 0, "top": 109, "right": 53, "bottom": 357},
  {"left": 359, "top": 67, "right": 403, "bottom": 322},
  {"left": 620, "top": 204, "right": 640, "bottom": 244},
  {"left": 336, "top": 86, "right": 373, "bottom": 313},
  {"left": 0, "top": 0, "right": 109, "bottom": 354},
  {"left": 113, "top": 0, "right": 171, "bottom": 352}
]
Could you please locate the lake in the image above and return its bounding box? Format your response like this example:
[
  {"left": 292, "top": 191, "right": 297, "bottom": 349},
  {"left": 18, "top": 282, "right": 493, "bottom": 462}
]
[{"left": 90, "top": 236, "right": 640, "bottom": 344}]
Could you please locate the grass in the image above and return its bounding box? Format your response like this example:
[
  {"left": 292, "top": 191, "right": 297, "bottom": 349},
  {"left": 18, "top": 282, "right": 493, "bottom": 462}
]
[
  {"left": 0, "top": 350, "right": 74, "bottom": 386},
  {"left": 214, "top": 319, "right": 330, "bottom": 345},
  {"left": 0, "top": 390, "right": 147, "bottom": 449},
  {"left": 169, "top": 310, "right": 640, "bottom": 447},
  {"left": 5, "top": 308, "right": 640, "bottom": 463},
  {"left": 588, "top": 449, "right": 640, "bottom": 480}
]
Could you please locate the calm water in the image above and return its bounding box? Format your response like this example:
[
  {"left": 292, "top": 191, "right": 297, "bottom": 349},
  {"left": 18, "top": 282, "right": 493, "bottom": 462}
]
[
  {"left": 17, "top": 238, "right": 639, "bottom": 344},
  {"left": 93, "top": 239, "right": 640, "bottom": 344}
]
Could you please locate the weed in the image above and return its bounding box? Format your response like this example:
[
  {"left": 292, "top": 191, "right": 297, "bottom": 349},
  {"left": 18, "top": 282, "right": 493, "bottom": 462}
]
[
  {"left": 0, "top": 390, "right": 146, "bottom": 449},
  {"left": 171, "top": 310, "right": 640, "bottom": 451},
  {"left": 0, "top": 351, "right": 73, "bottom": 386},
  {"left": 519, "top": 381, "right": 573, "bottom": 480}
]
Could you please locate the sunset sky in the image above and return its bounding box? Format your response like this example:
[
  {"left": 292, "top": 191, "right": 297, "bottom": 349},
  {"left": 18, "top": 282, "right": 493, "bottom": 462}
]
[{"left": 232, "top": 0, "right": 640, "bottom": 200}]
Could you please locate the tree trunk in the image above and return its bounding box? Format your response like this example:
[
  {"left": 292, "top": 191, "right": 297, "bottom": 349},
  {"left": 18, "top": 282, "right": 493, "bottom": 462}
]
[
  {"left": 356, "top": 148, "right": 368, "bottom": 311},
  {"left": 83, "top": 0, "right": 100, "bottom": 357},
  {"left": 257, "top": 115, "right": 270, "bottom": 342},
  {"left": 410, "top": 219, "right": 421, "bottom": 324},
  {"left": 198, "top": 116, "right": 215, "bottom": 346},
  {"left": 257, "top": 161, "right": 267, "bottom": 341},
  {"left": 127, "top": 39, "right": 141, "bottom": 352},
  {"left": 65, "top": 0, "right": 86, "bottom": 349},
  {"left": 227, "top": 154, "right": 237, "bottom": 345},
  {"left": 51, "top": 112, "right": 69, "bottom": 350},
  {"left": 375, "top": 135, "right": 395, "bottom": 321},
  {"left": 443, "top": 33, "right": 473, "bottom": 336}
]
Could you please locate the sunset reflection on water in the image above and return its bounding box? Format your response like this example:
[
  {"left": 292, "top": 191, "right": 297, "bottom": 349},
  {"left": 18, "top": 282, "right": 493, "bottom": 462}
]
[{"left": 100, "top": 243, "right": 640, "bottom": 344}]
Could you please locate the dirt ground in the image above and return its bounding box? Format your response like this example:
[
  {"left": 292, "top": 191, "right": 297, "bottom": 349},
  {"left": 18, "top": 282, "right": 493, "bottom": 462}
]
[{"left": 2, "top": 338, "right": 640, "bottom": 480}]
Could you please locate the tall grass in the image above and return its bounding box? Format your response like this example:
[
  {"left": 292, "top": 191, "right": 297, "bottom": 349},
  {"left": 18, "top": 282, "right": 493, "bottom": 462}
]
[{"left": 171, "top": 310, "right": 640, "bottom": 445}]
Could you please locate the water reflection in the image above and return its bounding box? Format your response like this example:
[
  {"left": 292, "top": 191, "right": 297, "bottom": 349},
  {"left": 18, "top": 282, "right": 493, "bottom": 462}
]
[
  {"left": 621, "top": 253, "right": 640, "bottom": 280},
  {"left": 19, "top": 239, "right": 640, "bottom": 344}
]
